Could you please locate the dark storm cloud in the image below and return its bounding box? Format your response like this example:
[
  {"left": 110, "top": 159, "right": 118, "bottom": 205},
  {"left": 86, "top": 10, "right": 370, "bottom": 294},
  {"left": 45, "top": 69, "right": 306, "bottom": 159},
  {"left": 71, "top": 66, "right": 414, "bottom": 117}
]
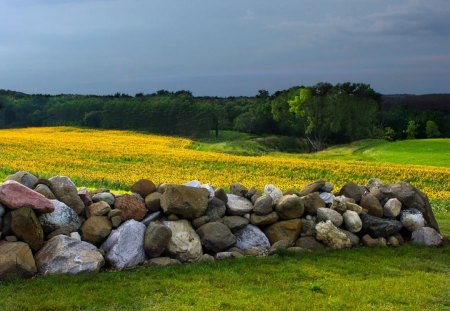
[{"left": 0, "top": 0, "right": 449, "bottom": 95}]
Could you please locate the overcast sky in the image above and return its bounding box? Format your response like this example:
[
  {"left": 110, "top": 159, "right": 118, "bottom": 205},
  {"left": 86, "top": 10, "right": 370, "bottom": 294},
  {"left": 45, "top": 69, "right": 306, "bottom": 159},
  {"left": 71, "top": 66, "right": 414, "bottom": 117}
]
[{"left": 0, "top": 0, "right": 449, "bottom": 96}]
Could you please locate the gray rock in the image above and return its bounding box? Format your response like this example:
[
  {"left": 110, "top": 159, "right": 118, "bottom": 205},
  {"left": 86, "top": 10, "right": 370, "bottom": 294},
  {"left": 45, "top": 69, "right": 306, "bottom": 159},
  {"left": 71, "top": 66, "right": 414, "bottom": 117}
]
[
  {"left": 295, "top": 236, "right": 324, "bottom": 250},
  {"left": 144, "top": 192, "right": 162, "bottom": 212},
  {"left": 35, "top": 235, "right": 104, "bottom": 275},
  {"left": 5, "top": 171, "right": 38, "bottom": 189},
  {"left": 250, "top": 212, "right": 279, "bottom": 226},
  {"left": 360, "top": 193, "right": 383, "bottom": 217},
  {"left": 161, "top": 185, "right": 209, "bottom": 219},
  {"left": 34, "top": 184, "right": 56, "bottom": 200},
  {"left": 235, "top": 224, "right": 270, "bottom": 250},
  {"left": 383, "top": 198, "right": 402, "bottom": 218},
  {"left": 192, "top": 216, "right": 210, "bottom": 229},
  {"left": 411, "top": 227, "right": 442, "bottom": 246},
  {"left": 226, "top": 194, "right": 253, "bottom": 215},
  {"left": 316, "top": 207, "right": 343, "bottom": 227},
  {"left": 205, "top": 197, "right": 226, "bottom": 221},
  {"left": 300, "top": 218, "right": 316, "bottom": 236},
  {"left": 264, "top": 184, "right": 283, "bottom": 205},
  {"left": 252, "top": 194, "right": 273, "bottom": 215},
  {"left": 141, "top": 211, "right": 162, "bottom": 226},
  {"left": 101, "top": 219, "right": 146, "bottom": 269},
  {"left": 343, "top": 210, "right": 362, "bottom": 233},
  {"left": 400, "top": 209, "right": 425, "bottom": 232},
  {"left": 162, "top": 220, "right": 203, "bottom": 262},
  {"left": 214, "top": 188, "right": 228, "bottom": 203},
  {"left": 275, "top": 195, "right": 304, "bottom": 220},
  {"left": 315, "top": 221, "right": 352, "bottom": 249},
  {"left": 339, "top": 229, "right": 360, "bottom": 247},
  {"left": 92, "top": 192, "right": 115, "bottom": 206},
  {"left": 230, "top": 183, "right": 248, "bottom": 197},
  {"left": 197, "top": 222, "right": 236, "bottom": 253},
  {"left": 144, "top": 257, "right": 181, "bottom": 267},
  {"left": 338, "top": 182, "right": 364, "bottom": 203},
  {"left": 222, "top": 216, "right": 249, "bottom": 232},
  {"left": 360, "top": 213, "right": 403, "bottom": 238},
  {"left": 215, "top": 251, "right": 243, "bottom": 260},
  {"left": 48, "top": 176, "right": 85, "bottom": 215},
  {"left": 144, "top": 223, "right": 172, "bottom": 258},
  {"left": 39, "top": 200, "right": 81, "bottom": 235}
]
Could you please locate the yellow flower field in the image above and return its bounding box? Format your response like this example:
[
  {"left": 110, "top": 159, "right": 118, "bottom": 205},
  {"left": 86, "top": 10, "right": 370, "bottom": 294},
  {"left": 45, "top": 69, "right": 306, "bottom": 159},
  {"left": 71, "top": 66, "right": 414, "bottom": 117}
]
[{"left": 0, "top": 127, "right": 449, "bottom": 204}]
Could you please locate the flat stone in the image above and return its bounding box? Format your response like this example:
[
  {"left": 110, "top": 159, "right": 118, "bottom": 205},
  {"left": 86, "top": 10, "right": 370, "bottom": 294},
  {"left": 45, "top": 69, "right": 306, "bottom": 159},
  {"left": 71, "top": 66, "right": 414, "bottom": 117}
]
[
  {"left": 0, "top": 180, "right": 54, "bottom": 214},
  {"left": 250, "top": 211, "right": 279, "bottom": 226},
  {"left": 222, "top": 216, "right": 249, "bottom": 232},
  {"left": 226, "top": 194, "right": 253, "bottom": 215},
  {"left": 360, "top": 193, "right": 383, "bottom": 217},
  {"left": 298, "top": 181, "right": 325, "bottom": 197}
]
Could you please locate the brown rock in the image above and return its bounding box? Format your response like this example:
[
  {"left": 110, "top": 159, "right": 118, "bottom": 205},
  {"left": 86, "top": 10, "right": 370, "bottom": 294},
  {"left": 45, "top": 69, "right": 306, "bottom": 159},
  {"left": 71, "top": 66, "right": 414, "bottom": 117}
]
[
  {"left": 214, "top": 188, "right": 228, "bottom": 203},
  {"left": 160, "top": 185, "right": 209, "bottom": 219},
  {"left": 298, "top": 181, "right": 325, "bottom": 197},
  {"left": 145, "top": 192, "right": 162, "bottom": 212},
  {"left": 275, "top": 195, "right": 304, "bottom": 220},
  {"left": 338, "top": 182, "right": 364, "bottom": 203},
  {"left": 301, "top": 192, "right": 325, "bottom": 216},
  {"left": 87, "top": 201, "right": 111, "bottom": 217},
  {"left": 264, "top": 219, "right": 302, "bottom": 245},
  {"left": 360, "top": 193, "right": 383, "bottom": 217},
  {"left": 0, "top": 241, "right": 37, "bottom": 280},
  {"left": 295, "top": 236, "right": 325, "bottom": 250},
  {"left": 110, "top": 216, "right": 122, "bottom": 228},
  {"left": 0, "top": 180, "right": 54, "bottom": 214},
  {"left": 192, "top": 216, "right": 210, "bottom": 229},
  {"left": 197, "top": 222, "right": 236, "bottom": 253},
  {"left": 144, "top": 223, "right": 172, "bottom": 258},
  {"left": 250, "top": 212, "right": 279, "bottom": 226},
  {"left": 131, "top": 179, "right": 156, "bottom": 197},
  {"left": 78, "top": 188, "right": 93, "bottom": 207},
  {"left": 114, "top": 194, "right": 147, "bottom": 221},
  {"left": 81, "top": 216, "right": 112, "bottom": 246},
  {"left": 6, "top": 207, "right": 44, "bottom": 252}
]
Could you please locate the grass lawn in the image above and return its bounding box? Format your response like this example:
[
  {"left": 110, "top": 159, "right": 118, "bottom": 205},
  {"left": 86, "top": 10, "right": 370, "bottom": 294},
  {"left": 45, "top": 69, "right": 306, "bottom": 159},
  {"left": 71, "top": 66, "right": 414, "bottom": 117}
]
[{"left": 0, "top": 245, "right": 448, "bottom": 311}]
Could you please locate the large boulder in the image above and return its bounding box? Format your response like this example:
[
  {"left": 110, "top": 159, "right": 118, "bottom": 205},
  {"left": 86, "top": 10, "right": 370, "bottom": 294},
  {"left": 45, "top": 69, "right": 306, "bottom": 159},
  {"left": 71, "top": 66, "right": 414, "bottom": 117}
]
[
  {"left": 360, "top": 213, "right": 403, "bottom": 238},
  {"left": 160, "top": 185, "right": 209, "bottom": 219},
  {"left": 35, "top": 235, "right": 104, "bottom": 275},
  {"left": 316, "top": 207, "right": 343, "bottom": 227},
  {"left": 131, "top": 179, "right": 156, "bottom": 197},
  {"left": 162, "top": 220, "right": 203, "bottom": 262},
  {"left": 360, "top": 193, "right": 383, "bottom": 217},
  {"left": 5, "top": 171, "right": 38, "bottom": 189},
  {"left": 197, "top": 222, "right": 236, "bottom": 253},
  {"left": 298, "top": 181, "right": 325, "bottom": 197},
  {"left": 205, "top": 197, "right": 226, "bottom": 221},
  {"left": 235, "top": 225, "right": 270, "bottom": 250},
  {"left": 48, "top": 176, "right": 85, "bottom": 215},
  {"left": 144, "top": 223, "right": 172, "bottom": 258},
  {"left": 114, "top": 194, "right": 147, "bottom": 221},
  {"left": 264, "top": 219, "right": 302, "bottom": 245},
  {"left": 380, "top": 181, "right": 440, "bottom": 232},
  {"left": 39, "top": 200, "right": 81, "bottom": 235},
  {"left": 338, "top": 182, "right": 364, "bottom": 203},
  {"left": 411, "top": 227, "right": 442, "bottom": 246},
  {"left": 226, "top": 194, "right": 253, "bottom": 215},
  {"left": 0, "top": 241, "right": 37, "bottom": 280},
  {"left": 315, "top": 221, "right": 352, "bottom": 249},
  {"left": 275, "top": 195, "right": 304, "bottom": 220},
  {"left": 343, "top": 210, "right": 362, "bottom": 233},
  {"left": 81, "top": 216, "right": 112, "bottom": 246},
  {"left": 101, "top": 219, "right": 146, "bottom": 269},
  {"left": 0, "top": 180, "right": 54, "bottom": 214},
  {"left": 4, "top": 206, "right": 44, "bottom": 251}
]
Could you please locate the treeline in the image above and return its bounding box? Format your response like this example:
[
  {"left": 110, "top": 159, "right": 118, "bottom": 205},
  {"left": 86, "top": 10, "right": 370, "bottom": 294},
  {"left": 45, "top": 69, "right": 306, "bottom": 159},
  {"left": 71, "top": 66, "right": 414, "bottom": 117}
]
[{"left": 0, "top": 83, "right": 448, "bottom": 149}]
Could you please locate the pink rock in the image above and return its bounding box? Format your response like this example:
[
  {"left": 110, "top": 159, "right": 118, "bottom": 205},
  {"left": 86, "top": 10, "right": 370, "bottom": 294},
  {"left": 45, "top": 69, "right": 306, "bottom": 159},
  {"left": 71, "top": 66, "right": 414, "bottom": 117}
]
[{"left": 0, "top": 180, "right": 54, "bottom": 214}]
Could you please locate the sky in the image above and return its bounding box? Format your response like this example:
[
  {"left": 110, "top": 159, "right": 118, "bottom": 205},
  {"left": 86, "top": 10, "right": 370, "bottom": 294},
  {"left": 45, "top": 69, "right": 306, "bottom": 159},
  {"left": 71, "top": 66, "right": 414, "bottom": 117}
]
[{"left": 0, "top": 0, "right": 449, "bottom": 96}]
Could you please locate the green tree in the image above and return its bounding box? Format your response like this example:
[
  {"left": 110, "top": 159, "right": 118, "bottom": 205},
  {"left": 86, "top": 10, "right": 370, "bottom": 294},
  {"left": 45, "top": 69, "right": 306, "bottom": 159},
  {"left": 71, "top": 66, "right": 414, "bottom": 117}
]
[
  {"left": 405, "top": 120, "right": 419, "bottom": 139},
  {"left": 425, "top": 120, "right": 440, "bottom": 138}
]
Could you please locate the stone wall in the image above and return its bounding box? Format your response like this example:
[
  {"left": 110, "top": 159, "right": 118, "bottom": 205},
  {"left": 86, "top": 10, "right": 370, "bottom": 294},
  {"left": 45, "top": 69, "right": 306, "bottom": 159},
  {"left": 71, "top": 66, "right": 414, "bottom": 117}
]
[{"left": 0, "top": 171, "right": 444, "bottom": 280}]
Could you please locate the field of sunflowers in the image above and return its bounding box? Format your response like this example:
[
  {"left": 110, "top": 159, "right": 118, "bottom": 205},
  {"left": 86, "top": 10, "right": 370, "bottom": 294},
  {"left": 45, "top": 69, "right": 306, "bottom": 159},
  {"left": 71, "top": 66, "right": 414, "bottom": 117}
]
[{"left": 0, "top": 127, "right": 448, "bottom": 212}]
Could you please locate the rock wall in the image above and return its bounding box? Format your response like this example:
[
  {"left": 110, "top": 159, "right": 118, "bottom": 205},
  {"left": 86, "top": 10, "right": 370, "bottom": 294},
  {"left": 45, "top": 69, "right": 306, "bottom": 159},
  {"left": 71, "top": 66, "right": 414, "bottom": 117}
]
[{"left": 0, "top": 170, "right": 444, "bottom": 280}]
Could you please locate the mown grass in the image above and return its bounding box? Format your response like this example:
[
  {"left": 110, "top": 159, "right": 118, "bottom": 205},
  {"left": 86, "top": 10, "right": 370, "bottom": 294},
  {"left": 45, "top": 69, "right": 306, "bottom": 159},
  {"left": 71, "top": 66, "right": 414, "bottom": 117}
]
[{"left": 0, "top": 245, "right": 448, "bottom": 311}]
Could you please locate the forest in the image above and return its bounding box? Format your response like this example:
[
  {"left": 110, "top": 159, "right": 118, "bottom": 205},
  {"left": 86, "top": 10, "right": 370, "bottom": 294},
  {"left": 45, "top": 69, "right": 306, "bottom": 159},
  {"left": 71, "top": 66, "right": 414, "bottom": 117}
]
[{"left": 0, "top": 82, "right": 448, "bottom": 150}]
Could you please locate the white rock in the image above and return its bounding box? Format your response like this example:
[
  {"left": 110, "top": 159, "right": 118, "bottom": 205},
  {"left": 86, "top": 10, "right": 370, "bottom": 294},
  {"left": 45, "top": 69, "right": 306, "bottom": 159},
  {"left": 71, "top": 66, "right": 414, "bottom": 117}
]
[
  {"left": 383, "top": 198, "right": 402, "bottom": 218},
  {"left": 264, "top": 184, "right": 283, "bottom": 205},
  {"left": 201, "top": 184, "right": 215, "bottom": 201},
  {"left": 101, "top": 219, "right": 146, "bottom": 269},
  {"left": 411, "top": 227, "right": 442, "bottom": 246},
  {"left": 183, "top": 180, "right": 202, "bottom": 188},
  {"left": 343, "top": 210, "right": 362, "bottom": 233},
  {"left": 162, "top": 220, "right": 203, "bottom": 262},
  {"left": 319, "top": 192, "right": 335, "bottom": 204},
  {"left": 400, "top": 209, "right": 425, "bottom": 232},
  {"left": 70, "top": 232, "right": 81, "bottom": 241},
  {"left": 226, "top": 194, "right": 253, "bottom": 215},
  {"left": 39, "top": 200, "right": 81, "bottom": 234},
  {"left": 315, "top": 221, "right": 351, "bottom": 249}
]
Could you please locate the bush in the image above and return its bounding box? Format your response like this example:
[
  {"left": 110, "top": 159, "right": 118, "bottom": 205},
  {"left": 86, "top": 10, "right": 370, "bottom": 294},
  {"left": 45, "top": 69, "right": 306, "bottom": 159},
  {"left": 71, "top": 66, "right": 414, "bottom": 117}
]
[{"left": 425, "top": 120, "right": 441, "bottom": 138}]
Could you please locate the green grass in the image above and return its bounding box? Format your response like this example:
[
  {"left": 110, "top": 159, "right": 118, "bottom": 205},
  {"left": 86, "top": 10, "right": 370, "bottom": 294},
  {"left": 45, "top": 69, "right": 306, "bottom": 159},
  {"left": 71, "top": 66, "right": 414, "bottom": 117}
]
[
  {"left": 274, "top": 138, "right": 450, "bottom": 168},
  {"left": 0, "top": 245, "right": 448, "bottom": 311}
]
